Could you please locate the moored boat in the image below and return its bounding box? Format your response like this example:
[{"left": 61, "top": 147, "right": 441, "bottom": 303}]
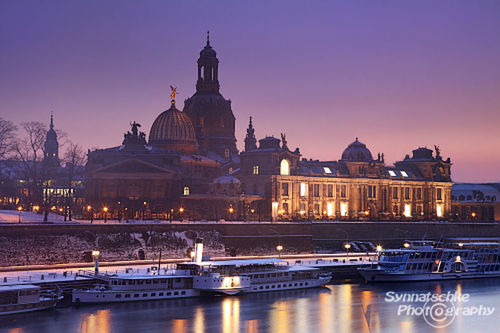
[
  {"left": 0, "top": 284, "right": 62, "bottom": 315},
  {"left": 358, "top": 240, "right": 500, "bottom": 282}
]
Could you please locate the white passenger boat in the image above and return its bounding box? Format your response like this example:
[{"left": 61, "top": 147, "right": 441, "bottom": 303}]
[
  {"left": 72, "top": 239, "right": 250, "bottom": 304},
  {"left": 176, "top": 258, "right": 332, "bottom": 293},
  {"left": 358, "top": 240, "right": 500, "bottom": 282},
  {"left": 72, "top": 273, "right": 200, "bottom": 304},
  {"left": 0, "top": 284, "right": 62, "bottom": 315}
]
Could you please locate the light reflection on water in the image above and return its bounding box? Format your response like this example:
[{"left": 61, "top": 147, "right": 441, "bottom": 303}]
[{"left": 1, "top": 278, "right": 500, "bottom": 333}]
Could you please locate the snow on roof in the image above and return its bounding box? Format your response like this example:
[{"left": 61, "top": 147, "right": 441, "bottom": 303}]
[
  {"left": 108, "top": 274, "right": 191, "bottom": 280},
  {"left": 0, "top": 284, "right": 40, "bottom": 292},
  {"left": 179, "top": 258, "right": 286, "bottom": 267}
]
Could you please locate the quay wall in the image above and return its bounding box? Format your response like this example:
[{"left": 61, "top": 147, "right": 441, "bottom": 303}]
[{"left": 0, "top": 222, "right": 498, "bottom": 267}]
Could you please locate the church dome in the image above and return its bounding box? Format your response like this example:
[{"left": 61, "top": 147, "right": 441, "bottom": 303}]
[
  {"left": 341, "top": 138, "right": 373, "bottom": 162},
  {"left": 149, "top": 102, "right": 199, "bottom": 154}
]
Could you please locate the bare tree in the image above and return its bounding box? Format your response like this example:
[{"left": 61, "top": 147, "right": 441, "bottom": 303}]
[
  {"left": 0, "top": 117, "right": 17, "bottom": 159},
  {"left": 13, "top": 122, "right": 48, "bottom": 213},
  {"left": 62, "top": 141, "right": 87, "bottom": 221}
]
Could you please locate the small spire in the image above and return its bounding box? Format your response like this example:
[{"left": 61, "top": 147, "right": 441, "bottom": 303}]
[
  {"left": 355, "top": 137, "right": 358, "bottom": 142},
  {"left": 206, "top": 30, "right": 210, "bottom": 46},
  {"left": 50, "top": 112, "right": 54, "bottom": 129},
  {"left": 249, "top": 116, "right": 253, "bottom": 127}
]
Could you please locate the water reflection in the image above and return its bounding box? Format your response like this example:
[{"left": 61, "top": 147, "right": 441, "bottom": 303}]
[
  {"left": 78, "top": 309, "right": 110, "bottom": 333},
  {"left": 1, "top": 279, "right": 500, "bottom": 333},
  {"left": 222, "top": 297, "right": 240, "bottom": 333}
]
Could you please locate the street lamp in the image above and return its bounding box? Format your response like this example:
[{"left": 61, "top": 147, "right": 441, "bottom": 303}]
[
  {"left": 276, "top": 244, "right": 283, "bottom": 258},
  {"left": 103, "top": 207, "right": 108, "bottom": 223},
  {"left": 403, "top": 242, "right": 410, "bottom": 248},
  {"left": 17, "top": 206, "right": 22, "bottom": 223},
  {"left": 92, "top": 250, "right": 100, "bottom": 274},
  {"left": 344, "top": 243, "right": 351, "bottom": 257},
  {"left": 376, "top": 245, "right": 383, "bottom": 252}
]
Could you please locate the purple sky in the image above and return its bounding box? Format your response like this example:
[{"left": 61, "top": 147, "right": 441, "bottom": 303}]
[{"left": 1, "top": 1, "right": 499, "bottom": 182}]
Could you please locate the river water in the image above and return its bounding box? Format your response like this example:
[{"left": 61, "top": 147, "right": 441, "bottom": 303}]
[{"left": 1, "top": 278, "right": 500, "bottom": 333}]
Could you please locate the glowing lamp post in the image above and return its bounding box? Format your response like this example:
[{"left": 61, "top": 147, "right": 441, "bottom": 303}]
[
  {"left": 276, "top": 244, "right": 283, "bottom": 258},
  {"left": 376, "top": 245, "right": 383, "bottom": 260},
  {"left": 344, "top": 243, "right": 351, "bottom": 258},
  {"left": 404, "top": 242, "right": 410, "bottom": 248},
  {"left": 92, "top": 250, "right": 100, "bottom": 274},
  {"left": 179, "top": 207, "right": 184, "bottom": 221},
  {"left": 228, "top": 207, "right": 234, "bottom": 221},
  {"left": 103, "top": 207, "right": 108, "bottom": 223},
  {"left": 17, "top": 206, "right": 22, "bottom": 223}
]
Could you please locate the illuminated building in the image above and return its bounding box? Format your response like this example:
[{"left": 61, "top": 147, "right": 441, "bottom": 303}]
[
  {"left": 451, "top": 183, "right": 499, "bottom": 221},
  {"left": 240, "top": 121, "right": 453, "bottom": 221}
]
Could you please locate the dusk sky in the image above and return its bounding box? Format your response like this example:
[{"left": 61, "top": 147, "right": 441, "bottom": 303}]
[{"left": 1, "top": 0, "right": 499, "bottom": 182}]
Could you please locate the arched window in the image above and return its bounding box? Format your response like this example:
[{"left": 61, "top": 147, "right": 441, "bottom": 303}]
[
  {"left": 224, "top": 148, "right": 230, "bottom": 159},
  {"left": 183, "top": 187, "right": 190, "bottom": 196},
  {"left": 253, "top": 165, "right": 259, "bottom": 175},
  {"left": 280, "top": 159, "right": 290, "bottom": 176}
]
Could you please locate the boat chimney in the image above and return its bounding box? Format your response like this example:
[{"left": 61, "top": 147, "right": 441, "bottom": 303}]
[{"left": 194, "top": 238, "right": 203, "bottom": 263}]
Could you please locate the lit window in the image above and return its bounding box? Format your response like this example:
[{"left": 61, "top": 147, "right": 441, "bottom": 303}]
[
  {"left": 272, "top": 202, "right": 279, "bottom": 220},
  {"left": 253, "top": 165, "right": 259, "bottom": 175},
  {"left": 436, "top": 188, "right": 442, "bottom": 201},
  {"left": 327, "top": 203, "right": 334, "bottom": 217},
  {"left": 280, "top": 159, "right": 290, "bottom": 176},
  {"left": 400, "top": 171, "right": 409, "bottom": 177},
  {"left": 183, "top": 187, "right": 190, "bottom": 196},
  {"left": 436, "top": 205, "right": 443, "bottom": 217},
  {"left": 404, "top": 204, "right": 411, "bottom": 217},
  {"left": 340, "top": 203, "right": 348, "bottom": 217},
  {"left": 388, "top": 170, "right": 397, "bottom": 177},
  {"left": 323, "top": 167, "right": 332, "bottom": 174},
  {"left": 224, "top": 149, "right": 230, "bottom": 159},
  {"left": 300, "top": 183, "right": 308, "bottom": 197}
]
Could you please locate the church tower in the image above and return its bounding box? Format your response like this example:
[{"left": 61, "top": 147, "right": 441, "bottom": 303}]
[
  {"left": 44, "top": 114, "right": 59, "bottom": 166},
  {"left": 183, "top": 33, "right": 237, "bottom": 161},
  {"left": 244, "top": 116, "right": 257, "bottom": 152}
]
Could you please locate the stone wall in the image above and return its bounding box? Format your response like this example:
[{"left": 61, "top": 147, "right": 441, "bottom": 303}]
[{"left": 0, "top": 222, "right": 498, "bottom": 266}]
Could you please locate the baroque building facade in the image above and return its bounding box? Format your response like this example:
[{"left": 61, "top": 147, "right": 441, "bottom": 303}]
[
  {"left": 85, "top": 36, "right": 241, "bottom": 220},
  {"left": 239, "top": 119, "right": 453, "bottom": 221}
]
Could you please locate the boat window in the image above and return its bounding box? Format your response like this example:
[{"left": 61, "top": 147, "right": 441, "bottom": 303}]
[
  {"left": 159, "top": 293, "right": 164, "bottom": 296},
  {"left": 174, "top": 291, "right": 179, "bottom": 295},
  {"left": 153, "top": 280, "right": 159, "bottom": 284},
  {"left": 137, "top": 280, "right": 144, "bottom": 285},
  {"left": 125, "top": 294, "right": 130, "bottom": 298},
  {"left": 115, "top": 294, "right": 122, "bottom": 298},
  {"left": 134, "top": 294, "right": 139, "bottom": 298},
  {"left": 142, "top": 293, "right": 148, "bottom": 297},
  {"left": 181, "top": 291, "right": 186, "bottom": 295},
  {"left": 151, "top": 293, "right": 156, "bottom": 297},
  {"left": 146, "top": 280, "right": 152, "bottom": 284}
]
